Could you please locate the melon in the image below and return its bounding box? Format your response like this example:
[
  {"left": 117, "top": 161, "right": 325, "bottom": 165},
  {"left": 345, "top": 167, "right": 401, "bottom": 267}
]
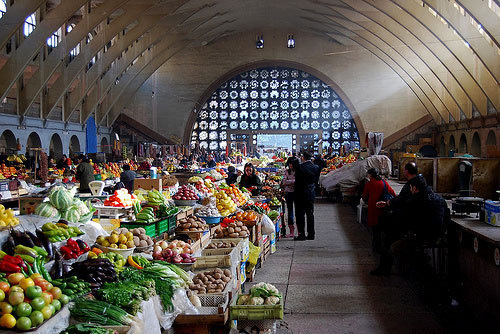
[
  {"left": 49, "top": 187, "right": 73, "bottom": 210},
  {"left": 35, "top": 202, "right": 60, "bottom": 219}
]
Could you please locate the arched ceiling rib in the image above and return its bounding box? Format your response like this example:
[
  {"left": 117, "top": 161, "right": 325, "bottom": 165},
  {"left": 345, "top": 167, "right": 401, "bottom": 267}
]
[{"left": 0, "top": 0, "right": 497, "bottom": 128}]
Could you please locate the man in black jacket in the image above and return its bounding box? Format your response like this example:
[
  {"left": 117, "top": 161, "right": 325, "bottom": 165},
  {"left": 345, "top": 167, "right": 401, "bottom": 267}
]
[{"left": 294, "top": 152, "right": 320, "bottom": 241}]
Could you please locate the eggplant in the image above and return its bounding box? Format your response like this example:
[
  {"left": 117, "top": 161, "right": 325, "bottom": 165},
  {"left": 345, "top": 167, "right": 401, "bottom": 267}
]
[
  {"left": 57, "top": 219, "right": 70, "bottom": 225},
  {"left": 76, "top": 239, "right": 88, "bottom": 251},
  {"left": 10, "top": 229, "right": 25, "bottom": 246},
  {"left": 21, "top": 231, "right": 36, "bottom": 248},
  {"left": 25, "top": 231, "right": 42, "bottom": 247},
  {"left": 35, "top": 228, "right": 53, "bottom": 258},
  {"left": 2, "top": 235, "right": 16, "bottom": 255}
]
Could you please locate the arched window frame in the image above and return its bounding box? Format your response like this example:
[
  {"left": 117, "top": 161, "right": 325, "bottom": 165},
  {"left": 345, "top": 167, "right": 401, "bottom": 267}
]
[{"left": 23, "top": 13, "right": 36, "bottom": 37}]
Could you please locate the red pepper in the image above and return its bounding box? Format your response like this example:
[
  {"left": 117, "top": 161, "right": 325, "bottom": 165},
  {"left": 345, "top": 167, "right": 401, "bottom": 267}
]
[
  {"left": 3, "top": 254, "right": 23, "bottom": 265},
  {"left": 0, "top": 260, "right": 21, "bottom": 273}
]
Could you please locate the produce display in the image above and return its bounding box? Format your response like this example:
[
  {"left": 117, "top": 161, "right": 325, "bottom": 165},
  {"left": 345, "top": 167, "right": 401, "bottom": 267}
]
[
  {"left": 195, "top": 199, "right": 220, "bottom": 217},
  {"left": 88, "top": 252, "right": 126, "bottom": 272},
  {"left": 129, "top": 228, "right": 154, "bottom": 248},
  {"left": 205, "top": 240, "right": 238, "bottom": 249},
  {"left": 134, "top": 207, "right": 155, "bottom": 224},
  {"left": 213, "top": 219, "right": 250, "bottom": 238},
  {"left": 103, "top": 189, "right": 137, "bottom": 207},
  {"left": 162, "top": 174, "right": 178, "bottom": 187},
  {"left": 95, "top": 229, "right": 135, "bottom": 249},
  {"left": 243, "top": 202, "right": 269, "bottom": 214},
  {"left": 152, "top": 239, "right": 196, "bottom": 264},
  {"left": 267, "top": 210, "right": 280, "bottom": 221},
  {"left": 41, "top": 222, "right": 85, "bottom": 242},
  {"left": 146, "top": 189, "right": 169, "bottom": 206},
  {"left": 189, "top": 268, "right": 232, "bottom": 294},
  {"left": 51, "top": 276, "right": 91, "bottom": 299},
  {"left": 237, "top": 282, "right": 281, "bottom": 305},
  {"left": 219, "top": 184, "right": 247, "bottom": 206},
  {"left": 177, "top": 216, "right": 209, "bottom": 233},
  {"left": 234, "top": 210, "right": 259, "bottom": 225},
  {"left": 60, "top": 323, "right": 117, "bottom": 334},
  {"left": 0, "top": 204, "right": 19, "bottom": 228},
  {"left": 269, "top": 197, "right": 281, "bottom": 207},
  {"left": 173, "top": 185, "right": 199, "bottom": 201},
  {"left": 59, "top": 239, "right": 90, "bottom": 260},
  {"left": 34, "top": 187, "right": 94, "bottom": 223},
  {"left": 67, "top": 258, "right": 118, "bottom": 289},
  {"left": 215, "top": 190, "right": 237, "bottom": 216},
  {"left": 0, "top": 272, "right": 68, "bottom": 330}
]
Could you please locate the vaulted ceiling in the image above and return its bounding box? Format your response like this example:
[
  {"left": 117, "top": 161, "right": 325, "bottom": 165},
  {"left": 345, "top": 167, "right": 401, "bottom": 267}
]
[{"left": 0, "top": 0, "right": 498, "bottom": 127}]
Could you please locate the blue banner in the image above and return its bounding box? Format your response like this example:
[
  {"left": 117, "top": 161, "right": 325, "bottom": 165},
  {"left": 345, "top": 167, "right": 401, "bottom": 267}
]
[{"left": 86, "top": 116, "right": 97, "bottom": 153}]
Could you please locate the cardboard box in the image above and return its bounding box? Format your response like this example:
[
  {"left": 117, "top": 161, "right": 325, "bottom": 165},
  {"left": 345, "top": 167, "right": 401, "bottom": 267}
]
[
  {"left": 19, "top": 197, "right": 44, "bottom": 215},
  {"left": 133, "top": 178, "right": 162, "bottom": 191},
  {"left": 484, "top": 200, "right": 500, "bottom": 226}
]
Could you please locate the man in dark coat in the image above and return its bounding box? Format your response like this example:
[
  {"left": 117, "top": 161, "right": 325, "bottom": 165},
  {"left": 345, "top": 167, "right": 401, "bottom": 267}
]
[
  {"left": 120, "top": 164, "right": 136, "bottom": 193},
  {"left": 75, "top": 155, "right": 94, "bottom": 193},
  {"left": 294, "top": 152, "right": 320, "bottom": 240}
]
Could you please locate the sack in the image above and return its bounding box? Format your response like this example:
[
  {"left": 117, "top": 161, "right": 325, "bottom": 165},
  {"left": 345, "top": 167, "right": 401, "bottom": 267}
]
[
  {"left": 379, "top": 180, "right": 394, "bottom": 202},
  {"left": 261, "top": 214, "right": 275, "bottom": 234}
]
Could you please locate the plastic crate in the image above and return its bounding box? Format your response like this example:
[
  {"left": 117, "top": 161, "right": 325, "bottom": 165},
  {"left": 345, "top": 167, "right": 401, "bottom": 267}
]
[
  {"left": 230, "top": 294, "right": 284, "bottom": 320},
  {"left": 193, "top": 254, "right": 232, "bottom": 270},
  {"left": 156, "top": 215, "right": 176, "bottom": 235},
  {"left": 120, "top": 221, "right": 157, "bottom": 237}
]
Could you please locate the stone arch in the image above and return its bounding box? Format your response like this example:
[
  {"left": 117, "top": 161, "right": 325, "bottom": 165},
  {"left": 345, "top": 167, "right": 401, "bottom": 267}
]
[
  {"left": 448, "top": 135, "right": 456, "bottom": 153},
  {"left": 471, "top": 132, "right": 481, "bottom": 157},
  {"left": 49, "top": 133, "right": 63, "bottom": 160},
  {"left": 100, "top": 137, "right": 109, "bottom": 153},
  {"left": 183, "top": 60, "right": 365, "bottom": 147},
  {"left": 486, "top": 130, "right": 496, "bottom": 147},
  {"left": 0, "top": 130, "right": 17, "bottom": 153},
  {"left": 459, "top": 133, "right": 468, "bottom": 154},
  {"left": 439, "top": 136, "right": 446, "bottom": 156},
  {"left": 26, "top": 132, "right": 42, "bottom": 150},
  {"left": 69, "top": 135, "right": 80, "bottom": 156}
]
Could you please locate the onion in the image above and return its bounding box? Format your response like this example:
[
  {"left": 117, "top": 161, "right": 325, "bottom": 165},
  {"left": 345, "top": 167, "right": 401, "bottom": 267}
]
[
  {"left": 172, "top": 247, "right": 182, "bottom": 255},
  {"left": 153, "top": 246, "right": 162, "bottom": 253},
  {"left": 159, "top": 241, "right": 168, "bottom": 249}
]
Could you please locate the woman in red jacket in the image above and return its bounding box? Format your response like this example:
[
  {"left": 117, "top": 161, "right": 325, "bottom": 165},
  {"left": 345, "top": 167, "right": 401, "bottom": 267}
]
[{"left": 362, "top": 168, "right": 396, "bottom": 275}]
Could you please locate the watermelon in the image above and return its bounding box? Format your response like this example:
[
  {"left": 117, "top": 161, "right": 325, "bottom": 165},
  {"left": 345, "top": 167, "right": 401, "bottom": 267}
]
[
  {"left": 61, "top": 205, "right": 81, "bottom": 223},
  {"left": 35, "top": 202, "right": 61, "bottom": 219},
  {"left": 49, "top": 187, "right": 73, "bottom": 210}
]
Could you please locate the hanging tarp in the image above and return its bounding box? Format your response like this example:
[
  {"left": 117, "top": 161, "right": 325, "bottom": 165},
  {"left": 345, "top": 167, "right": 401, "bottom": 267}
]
[{"left": 86, "top": 116, "right": 97, "bottom": 154}]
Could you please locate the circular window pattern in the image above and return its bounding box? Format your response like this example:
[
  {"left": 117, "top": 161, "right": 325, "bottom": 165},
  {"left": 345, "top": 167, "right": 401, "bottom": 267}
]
[
  {"left": 240, "top": 101, "right": 248, "bottom": 109},
  {"left": 322, "top": 142, "right": 331, "bottom": 149},
  {"left": 191, "top": 66, "right": 359, "bottom": 152},
  {"left": 250, "top": 121, "right": 258, "bottom": 130},
  {"left": 332, "top": 142, "right": 340, "bottom": 150}
]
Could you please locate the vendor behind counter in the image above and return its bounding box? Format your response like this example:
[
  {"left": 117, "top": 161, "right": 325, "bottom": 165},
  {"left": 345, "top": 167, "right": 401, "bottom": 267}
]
[
  {"left": 239, "top": 163, "right": 262, "bottom": 195},
  {"left": 75, "top": 155, "right": 94, "bottom": 193}
]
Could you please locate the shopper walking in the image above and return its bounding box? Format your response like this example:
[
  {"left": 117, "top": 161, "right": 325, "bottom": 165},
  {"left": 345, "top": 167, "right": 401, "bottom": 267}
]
[
  {"left": 281, "top": 157, "right": 299, "bottom": 238},
  {"left": 120, "top": 164, "right": 136, "bottom": 194},
  {"left": 294, "top": 152, "right": 320, "bottom": 241},
  {"left": 361, "top": 168, "right": 396, "bottom": 275}
]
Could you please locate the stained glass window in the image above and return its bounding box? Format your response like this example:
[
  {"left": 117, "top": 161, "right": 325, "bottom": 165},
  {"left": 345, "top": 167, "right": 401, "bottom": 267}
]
[{"left": 190, "top": 66, "right": 360, "bottom": 155}]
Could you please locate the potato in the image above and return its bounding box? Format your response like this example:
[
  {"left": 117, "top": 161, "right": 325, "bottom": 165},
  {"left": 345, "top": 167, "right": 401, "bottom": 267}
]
[
  {"left": 222, "top": 276, "right": 230, "bottom": 283},
  {"left": 214, "top": 273, "right": 222, "bottom": 279},
  {"left": 236, "top": 221, "right": 243, "bottom": 227},
  {"left": 229, "top": 233, "right": 239, "bottom": 238},
  {"left": 217, "top": 283, "right": 224, "bottom": 290},
  {"left": 139, "top": 240, "right": 148, "bottom": 247},
  {"left": 234, "top": 227, "right": 241, "bottom": 233},
  {"left": 223, "top": 269, "right": 231, "bottom": 277},
  {"left": 227, "top": 227, "right": 234, "bottom": 234},
  {"left": 147, "top": 239, "right": 153, "bottom": 246},
  {"left": 189, "top": 227, "right": 198, "bottom": 231},
  {"left": 139, "top": 234, "right": 147, "bottom": 240}
]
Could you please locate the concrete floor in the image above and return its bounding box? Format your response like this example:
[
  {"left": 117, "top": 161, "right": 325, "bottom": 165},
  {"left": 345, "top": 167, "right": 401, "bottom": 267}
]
[{"left": 252, "top": 199, "right": 447, "bottom": 334}]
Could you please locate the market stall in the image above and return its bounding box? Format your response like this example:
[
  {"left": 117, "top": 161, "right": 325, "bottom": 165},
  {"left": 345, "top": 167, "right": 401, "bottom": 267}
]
[{"left": 0, "top": 161, "right": 287, "bottom": 333}]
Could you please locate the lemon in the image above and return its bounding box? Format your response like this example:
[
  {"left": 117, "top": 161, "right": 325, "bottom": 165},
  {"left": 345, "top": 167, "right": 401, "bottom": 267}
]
[
  {"left": 109, "top": 243, "right": 118, "bottom": 249},
  {"left": 118, "top": 244, "right": 127, "bottom": 249}
]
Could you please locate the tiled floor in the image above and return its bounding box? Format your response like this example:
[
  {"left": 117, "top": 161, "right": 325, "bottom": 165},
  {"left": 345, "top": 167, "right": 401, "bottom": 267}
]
[{"left": 252, "top": 200, "right": 447, "bottom": 334}]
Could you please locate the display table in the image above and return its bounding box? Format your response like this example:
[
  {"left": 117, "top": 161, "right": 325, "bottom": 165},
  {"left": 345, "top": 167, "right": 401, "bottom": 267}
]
[
  {"left": 449, "top": 215, "right": 500, "bottom": 327},
  {"left": 174, "top": 309, "right": 229, "bottom": 334}
]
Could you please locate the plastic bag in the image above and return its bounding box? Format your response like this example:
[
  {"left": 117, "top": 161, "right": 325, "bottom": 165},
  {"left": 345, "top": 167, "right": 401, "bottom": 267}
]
[
  {"left": 246, "top": 242, "right": 261, "bottom": 272},
  {"left": 261, "top": 214, "right": 275, "bottom": 234}
]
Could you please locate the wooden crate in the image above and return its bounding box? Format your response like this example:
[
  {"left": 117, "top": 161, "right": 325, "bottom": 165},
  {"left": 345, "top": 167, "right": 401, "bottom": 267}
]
[
  {"left": 176, "top": 229, "right": 210, "bottom": 241},
  {"left": 177, "top": 207, "right": 195, "bottom": 220}
]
